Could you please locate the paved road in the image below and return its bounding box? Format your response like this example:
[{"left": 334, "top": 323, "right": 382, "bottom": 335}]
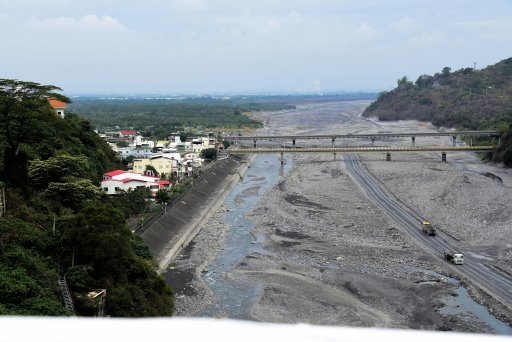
[{"left": 343, "top": 154, "right": 512, "bottom": 309}]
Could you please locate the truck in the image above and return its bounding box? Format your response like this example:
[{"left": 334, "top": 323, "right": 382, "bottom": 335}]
[
  {"left": 421, "top": 220, "right": 436, "bottom": 236},
  {"left": 444, "top": 251, "right": 464, "bottom": 265}
]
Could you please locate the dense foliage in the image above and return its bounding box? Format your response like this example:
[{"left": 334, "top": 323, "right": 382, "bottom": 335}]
[
  {"left": 200, "top": 148, "right": 218, "bottom": 160},
  {"left": 68, "top": 97, "right": 284, "bottom": 134},
  {"left": 363, "top": 57, "right": 512, "bottom": 165},
  {"left": 0, "top": 78, "right": 173, "bottom": 316}
]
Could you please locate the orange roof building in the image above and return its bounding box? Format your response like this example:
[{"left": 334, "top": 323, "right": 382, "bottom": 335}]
[{"left": 48, "top": 98, "right": 68, "bottom": 118}]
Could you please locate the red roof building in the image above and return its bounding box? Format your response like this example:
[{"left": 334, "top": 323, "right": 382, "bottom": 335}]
[
  {"left": 100, "top": 170, "right": 170, "bottom": 195},
  {"left": 48, "top": 98, "right": 68, "bottom": 119},
  {"left": 104, "top": 170, "right": 127, "bottom": 179},
  {"left": 119, "top": 130, "right": 137, "bottom": 137}
]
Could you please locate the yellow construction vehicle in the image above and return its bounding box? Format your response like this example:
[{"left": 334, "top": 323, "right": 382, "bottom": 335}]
[{"left": 421, "top": 220, "right": 436, "bottom": 236}]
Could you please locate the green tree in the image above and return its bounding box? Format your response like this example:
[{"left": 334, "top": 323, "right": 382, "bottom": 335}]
[
  {"left": 0, "top": 79, "right": 70, "bottom": 189},
  {"left": 45, "top": 178, "right": 103, "bottom": 210},
  {"left": 396, "top": 76, "right": 413, "bottom": 88},
  {"left": 200, "top": 148, "right": 217, "bottom": 160},
  {"left": 415, "top": 74, "right": 433, "bottom": 87},
  {"left": 222, "top": 140, "right": 231, "bottom": 149},
  {"left": 28, "top": 154, "right": 89, "bottom": 189},
  {"left": 155, "top": 189, "right": 170, "bottom": 204}
]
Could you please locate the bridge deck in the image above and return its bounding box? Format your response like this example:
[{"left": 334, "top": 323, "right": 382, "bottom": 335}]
[
  {"left": 228, "top": 146, "right": 495, "bottom": 153},
  {"left": 225, "top": 131, "right": 499, "bottom": 140}
]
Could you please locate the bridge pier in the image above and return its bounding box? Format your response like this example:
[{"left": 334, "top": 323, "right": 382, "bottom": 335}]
[
  {"left": 331, "top": 137, "right": 335, "bottom": 148},
  {"left": 386, "top": 152, "right": 391, "bottom": 161},
  {"left": 292, "top": 139, "right": 296, "bottom": 148},
  {"left": 412, "top": 136, "right": 416, "bottom": 147},
  {"left": 253, "top": 139, "right": 257, "bottom": 148},
  {"left": 333, "top": 152, "right": 336, "bottom": 161},
  {"left": 280, "top": 151, "right": 284, "bottom": 165},
  {"left": 442, "top": 152, "right": 447, "bottom": 162},
  {"left": 371, "top": 137, "right": 375, "bottom": 146},
  {"left": 452, "top": 135, "right": 457, "bottom": 147}
]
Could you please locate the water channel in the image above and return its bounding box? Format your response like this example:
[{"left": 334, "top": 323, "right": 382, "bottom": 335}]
[
  {"left": 199, "top": 153, "right": 292, "bottom": 318},
  {"left": 419, "top": 270, "right": 512, "bottom": 334}
]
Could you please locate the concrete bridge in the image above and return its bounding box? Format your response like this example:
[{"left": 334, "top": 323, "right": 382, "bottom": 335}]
[
  {"left": 227, "top": 145, "right": 496, "bottom": 162},
  {"left": 225, "top": 130, "right": 500, "bottom": 148}
]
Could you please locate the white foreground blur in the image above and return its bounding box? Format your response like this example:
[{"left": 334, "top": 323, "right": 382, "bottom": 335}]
[{"left": 1, "top": 317, "right": 510, "bottom": 342}]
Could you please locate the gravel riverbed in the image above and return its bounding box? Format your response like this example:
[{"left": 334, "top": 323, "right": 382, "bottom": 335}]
[{"left": 166, "top": 101, "right": 512, "bottom": 333}]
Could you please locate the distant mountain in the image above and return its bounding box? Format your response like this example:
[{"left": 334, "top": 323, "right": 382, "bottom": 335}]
[{"left": 362, "top": 57, "right": 512, "bottom": 165}]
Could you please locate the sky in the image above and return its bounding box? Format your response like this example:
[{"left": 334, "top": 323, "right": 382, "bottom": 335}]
[{"left": 1, "top": 0, "right": 512, "bottom": 95}]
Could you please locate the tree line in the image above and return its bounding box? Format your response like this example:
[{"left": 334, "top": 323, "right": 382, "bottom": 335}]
[{"left": 68, "top": 98, "right": 298, "bottom": 135}]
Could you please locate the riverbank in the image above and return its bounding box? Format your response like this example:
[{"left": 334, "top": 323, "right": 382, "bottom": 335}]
[{"left": 141, "top": 154, "right": 254, "bottom": 271}]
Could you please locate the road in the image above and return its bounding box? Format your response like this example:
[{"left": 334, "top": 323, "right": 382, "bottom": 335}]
[{"left": 343, "top": 153, "right": 512, "bottom": 309}]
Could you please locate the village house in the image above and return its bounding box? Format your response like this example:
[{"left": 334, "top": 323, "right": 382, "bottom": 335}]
[
  {"left": 119, "top": 130, "right": 137, "bottom": 138},
  {"left": 132, "top": 155, "right": 179, "bottom": 176},
  {"left": 48, "top": 98, "right": 68, "bottom": 118},
  {"left": 155, "top": 140, "right": 169, "bottom": 151},
  {"left": 168, "top": 135, "right": 182, "bottom": 148},
  {"left": 100, "top": 170, "right": 170, "bottom": 196},
  {"left": 116, "top": 135, "right": 156, "bottom": 159},
  {"left": 118, "top": 146, "right": 153, "bottom": 159}
]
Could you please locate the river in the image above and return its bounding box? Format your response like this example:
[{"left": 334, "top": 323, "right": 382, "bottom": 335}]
[{"left": 199, "top": 153, "right": 292, "bottom": 318}]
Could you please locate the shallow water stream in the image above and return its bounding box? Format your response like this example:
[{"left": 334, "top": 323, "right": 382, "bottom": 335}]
[
  {"left": 420, "top": 270, "right": 512, "bottom": 334},
  {"left": 199, "top": 154, "right": 292, "bottom": 318}
]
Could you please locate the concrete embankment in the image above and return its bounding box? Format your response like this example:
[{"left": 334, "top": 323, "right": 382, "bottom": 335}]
[{"left": 141, "top": 154, "right": 253, "bottom": 272}]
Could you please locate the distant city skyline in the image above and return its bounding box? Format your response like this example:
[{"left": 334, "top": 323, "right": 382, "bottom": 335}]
[{"left": 1, "top": 0, "right": 511, "bottom": 95}]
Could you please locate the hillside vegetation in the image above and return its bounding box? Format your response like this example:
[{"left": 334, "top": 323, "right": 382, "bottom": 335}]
[
  {"left": 0, "top": 79, "right": 174, "bottom": 316},
  {"left": 363, "top": 57, "right": 512, "bottom": 165}
]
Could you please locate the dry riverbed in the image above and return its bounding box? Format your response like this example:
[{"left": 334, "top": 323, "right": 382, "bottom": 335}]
[{"left": 167, "top": 101, "right": 512, "bottom": 333}]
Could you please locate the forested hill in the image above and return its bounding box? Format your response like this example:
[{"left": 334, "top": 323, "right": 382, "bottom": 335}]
[
  {"left": 0, "top": 79, "right": 174, "bottom": 316},
  {"left": 362, "top": 57, "right": 512, "bottom": 165}
]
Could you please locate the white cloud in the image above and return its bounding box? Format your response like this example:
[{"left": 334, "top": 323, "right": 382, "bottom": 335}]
[
  {"left": 390, "top": 17, "right": 420, "bottom": 32},
  {"left": 27, "top": 15, "right": 125, "bottom": 31},
  {"left": 171, "top": 0, "right": 204, "bottom": 11},
  {"left": 357, "top": 23, "right": 382, "bottom": 39},
  {"left": 455, "top": 19, "right": 512, "bottom": 30},
  {"left": 407, "top": 31, "right": 447, "bottom": 45}
]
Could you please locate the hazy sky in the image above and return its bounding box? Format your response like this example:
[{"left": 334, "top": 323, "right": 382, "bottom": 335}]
[{"left": 1, "top": 0, "right": 511, "bottom": 94}]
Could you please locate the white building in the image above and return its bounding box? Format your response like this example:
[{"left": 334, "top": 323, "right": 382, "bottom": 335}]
[
  {"left": 100, "top": 170, "right": 170, "bottom": 196},
  {"left": 118, "top": 147, "right": 153, "bottom": 159}
]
